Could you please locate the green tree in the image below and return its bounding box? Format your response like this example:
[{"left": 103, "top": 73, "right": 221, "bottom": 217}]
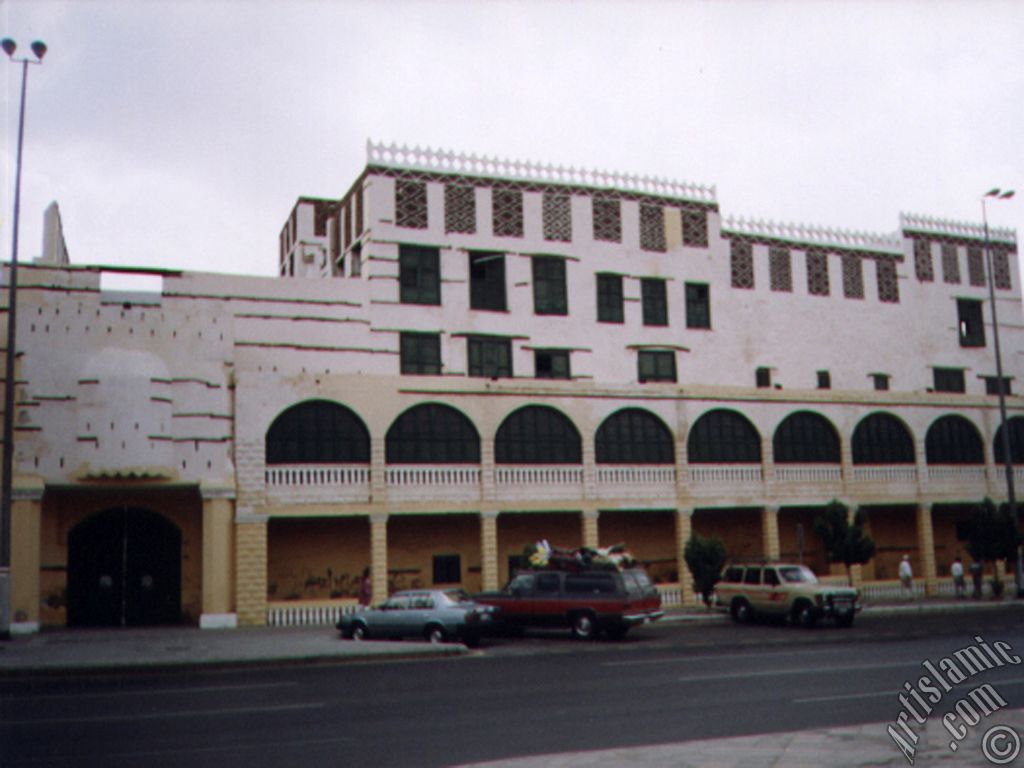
[
  {"left": 684, "top": 533, "right": 727, "bottom": 607},
  {"left": 966, "top": 498, "right": 1022, "bottom": 595},
  {"left": 813, "top": 500, "right": 875, "bottom": 581}
]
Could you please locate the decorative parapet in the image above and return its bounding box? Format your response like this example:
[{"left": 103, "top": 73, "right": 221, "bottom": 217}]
[
  {"left": 900, "top": 212, "right": 1016, "bottom": 245},
  {"left": 722, "top": 215, "right": 901, "bottom": 255},
  {"left": 366, "top": 139, "right": 717, "bottom": 204}
]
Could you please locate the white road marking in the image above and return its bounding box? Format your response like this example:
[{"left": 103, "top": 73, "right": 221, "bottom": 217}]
[
  {"left": 794, "top": 676, "right": 1024, "bottom": 704},
  {"left": 677, "top": 660, "right": 912, "bottom": 683},
  {"left": 604, "top": 646, "right": 901, "bottom": 668}
]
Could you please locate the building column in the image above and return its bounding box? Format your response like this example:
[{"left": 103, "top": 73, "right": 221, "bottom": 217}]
[
  {"left": 761, "top": 506, "right": 780, "bottom": 562},
  {"left": 916, "top": 504, "right": 938, "bottom": 596},
  {"left": 582, "top": 438, "right": 597, "bottom": 501},
  {"left": 581, "top": 508, "right": 600, "bottom": 550},
  {"left": 11, "top": 482, "right": 43, "bottom": 633},
  {"left": 675, "top": 509, "right": 697, "bottom": 606},
  {"left": 481, "top": 438, "right": 497, "bottom": 502},
  {"left": 370, "top": 512, "right": 389, "bottom": 606},
  {"left": 761, "top": 436, "right": 776, "bottom": 484},
  {"left": 200, "top": 485, "right": 236, "bottom": 629},
  {"left": 480, "top": 510, "right": 499, "bottom": 592},
  {"left": 234, "top": 509, "right": 268, "bottom": 627},
  {"left": 370, "top": 440, "right": 387, "bottom": 503}
]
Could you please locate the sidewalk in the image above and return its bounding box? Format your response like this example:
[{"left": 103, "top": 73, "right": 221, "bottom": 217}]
[
  {"left": 455, "top": 708, "right": 1024, "bottom": 767},
  {"left": 0, "top": 596, "right": 1016, "bottom": 675},
  {"left": 0, "top": 624, "right": 465, "bottom": 676}
]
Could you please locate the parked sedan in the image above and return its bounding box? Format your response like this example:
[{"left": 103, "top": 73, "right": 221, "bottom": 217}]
[{"left": 337, "top": 589, "right": 497, "bottom": 645}]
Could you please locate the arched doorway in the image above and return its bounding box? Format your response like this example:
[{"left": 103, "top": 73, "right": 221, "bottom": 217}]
[{"left": 67, "top": 507, "right": 182, "bottom": 627}]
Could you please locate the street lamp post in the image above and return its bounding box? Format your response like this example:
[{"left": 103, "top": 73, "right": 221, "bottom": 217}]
[
  {"left": 0, "top": 38, "right": 46, "bottom": 640},
  {"left": 981, "top": 187, "right": 1021, "bottom": 598}
]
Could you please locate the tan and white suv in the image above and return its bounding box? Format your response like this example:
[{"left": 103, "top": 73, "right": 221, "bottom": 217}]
[{"left": 715, "top": 563, "right": 860, "bottom": 628}]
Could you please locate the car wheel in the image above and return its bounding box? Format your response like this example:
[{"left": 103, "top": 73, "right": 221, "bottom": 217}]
[
  {"left": 351, "top": 622, "right": 368, "bottom": 641},
  {"left": 793, "top": 602, "right": 817, "bottom": 628},
  {"left": 835, "top": 614, "right": 854, "bottom": 629},
  {"left": 425, "top": 625, "right": 447, "bottom": 644},
  {"left": 730, "top": 599, "right": 752, "bottom": 623},
  {"left": 570, "top": 612, "right": 597, "bottom": 640}
]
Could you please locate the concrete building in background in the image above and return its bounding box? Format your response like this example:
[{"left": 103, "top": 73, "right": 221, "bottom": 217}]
[{"left": 4, "top": 142, "right": 1022, "bottom": 632}]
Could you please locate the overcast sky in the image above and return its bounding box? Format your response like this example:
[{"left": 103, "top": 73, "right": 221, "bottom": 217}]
[{"left": 2, "top": 0, "right": 1022, "bottom": 278}]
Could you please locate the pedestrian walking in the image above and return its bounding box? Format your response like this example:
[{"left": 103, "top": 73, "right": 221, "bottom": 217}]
[
  {"left": 970, "top": 559, "right": 983, "bottom": 599},
  {"left": 899, "top": 555, "right": 914, "bottom": 599},
  {"left": 951, "top": 556, "right": 965, "bottom": 599}
]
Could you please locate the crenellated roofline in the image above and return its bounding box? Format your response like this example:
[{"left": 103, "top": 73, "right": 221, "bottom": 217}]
[
  {"left": 900, "top": 212, "right": 1016, "bottom": 246},
  {"left": 366, "top": 139, "right": 718, "bottom": 205},
  {"left": 721, "top": 215, "right": 902, "bottom": 255}
]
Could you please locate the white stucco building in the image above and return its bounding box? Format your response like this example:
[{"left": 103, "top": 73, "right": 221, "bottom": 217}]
[{"left": 4, "top": 142, "right": 1021, "bottom": 631}]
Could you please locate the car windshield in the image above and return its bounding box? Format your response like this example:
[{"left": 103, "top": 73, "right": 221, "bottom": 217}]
[
  {"left": 778, "top": 565, "right": 818, "bottom": 584},
  {"left": 439, "top": 589, "right": 472, "bottom": 605}
]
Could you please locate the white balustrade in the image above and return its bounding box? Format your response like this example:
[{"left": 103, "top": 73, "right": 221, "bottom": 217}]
[
  {"left": 495, "top": 466, "right": 584, "bottom": 485},
  {"left": 265, "top": 464, "right": 371, "bottom": 503},
  {"left": 851, "top": 466, "right": 918, "bottom": 484},
  {"left": 688, "top": 465, "right": 763, "bottom": 485},
  {"left": 596, "top": 466, "right": 677, "bottom": 485},
  {"left": 385, "top": 464, "right": 482, "bottom": 502},
  {"left": 774, "top": 465, "right": 842, "bottom": 484},
  {"left": 927, "top": 466, "right": 987, "bottom": 484},
  {"left": 655, "top": 583, "right": 683, "bottom": 607},
  {"left": 386, "top": 465, "right": 481, "bottom": 486},
  {"left": 266, "top": 465, "right": 369, "bottom": 487},
  {"left": 267, "top": 600, "right": 359, "bottom": 627},
  {"left": 494, "top": 465, "right": 584, "bottom": 500}
]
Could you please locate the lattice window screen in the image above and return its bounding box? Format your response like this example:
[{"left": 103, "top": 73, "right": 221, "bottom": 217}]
[
  {"left": 639, "top": 204, "right": 666, "bottom": 252},
  {"left": 769, "top": 247, "right": 792, "bottom": 292},
  {"left": 731, "top": 240, "right": 754, "bottom": 289},
  {"left": 492, "top": 188, "right": 524, "bottom": 238},
  {"left": 941, "top": 244, "right": 960, "bottom": 284},
  {"left": 877, "top": 258, "right": 899, "bottom": 303},
  {"left": 445, "top": 184, "right": 477, "bottom": 234},
  {"left": 395, "top": 180, "right": 428, "bottom": 229},
  {"left": 842, "top": 255, "right": 864, "bottom": 299},
  {"left": 993, "top": 249, "right": 1012, "bottom": 290},
  {"left": 543, "top": 192, "right": 572, "bottom": 242},
  {"left": 807, "top": 250, "right": 830, "bottom": 296},
  {"left": 681, "top": 209, "right": 709, "bottom": 247},
  {"left": 913, "top": 239, "right": 934, "bottom": 282},
  {"left": 967, "top": 246, "right": 986, "bottom": 287},
  {"left": 592, "top": 197, "right": 622, "bottom": 243}
]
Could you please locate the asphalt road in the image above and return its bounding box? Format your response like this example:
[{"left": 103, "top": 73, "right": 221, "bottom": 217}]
[{"left": 2, "top": 608, "right": 1023, "bottom": 768}]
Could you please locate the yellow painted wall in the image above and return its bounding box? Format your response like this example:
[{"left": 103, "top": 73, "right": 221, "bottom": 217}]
[
  {"left": 267, "top": 516, "right": 370, "bottom": 600},
  {"left": 599, "top": 510, "right": 677, "bottom": 582},
  {"left": 40, "top": 487, "right": 203, "bottom": 626},
  {"left": 861, "top": 505, "right": 917, "bottom": 580},
  {"left": 11, "top": 495, "right": 41, "bottom": 625},
  {"left": 387, "top": 513, "right": 481, "bottom": 593},
  {"left": 496, "top": 512, "right": 582, "bottom": 585},
  {"left": 693, "top": 508, "right": 763, "bottom": 562}
]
